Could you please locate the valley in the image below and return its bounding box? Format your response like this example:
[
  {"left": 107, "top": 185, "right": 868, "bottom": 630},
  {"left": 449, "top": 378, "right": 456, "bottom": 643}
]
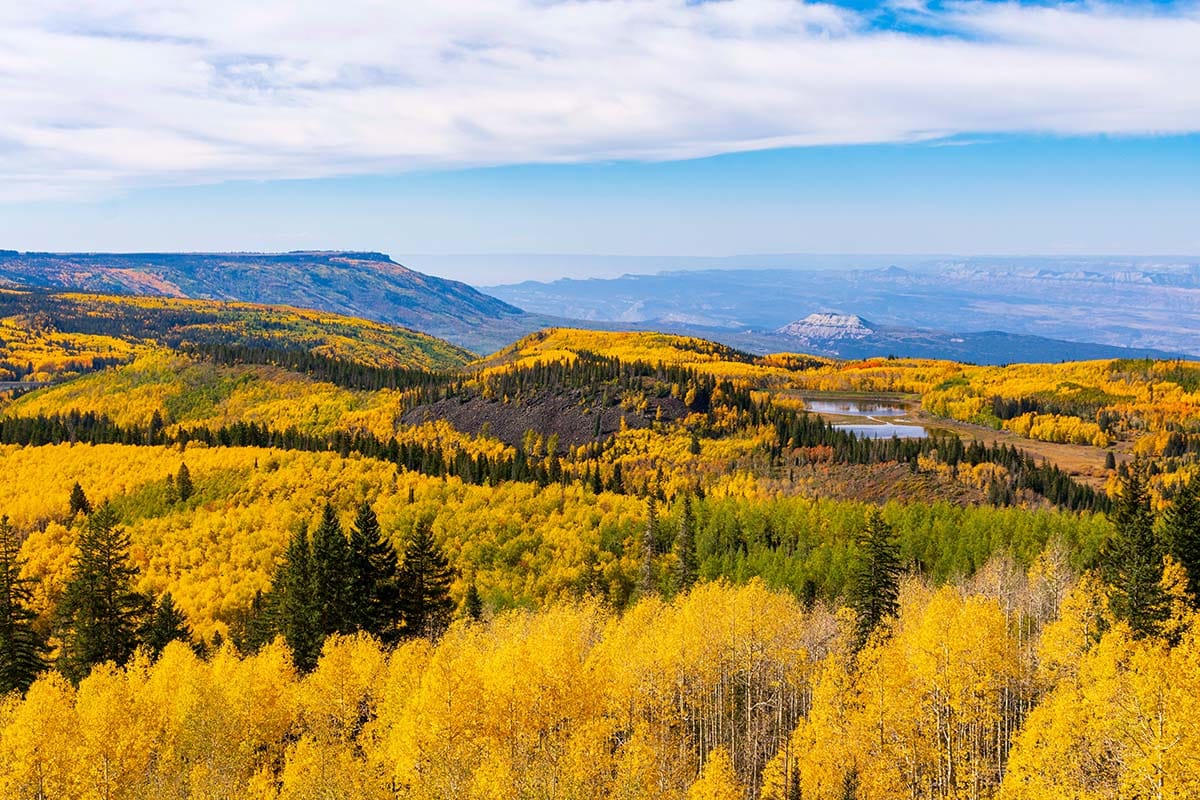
[{"left": 0, "top": 284, "right": 1195, "bottom": 799}]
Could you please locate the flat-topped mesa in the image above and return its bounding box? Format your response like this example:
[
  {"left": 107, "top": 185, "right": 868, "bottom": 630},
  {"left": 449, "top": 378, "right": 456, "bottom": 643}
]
[{"left": 776, "top": 313, "right": 875, "bottom": 341}]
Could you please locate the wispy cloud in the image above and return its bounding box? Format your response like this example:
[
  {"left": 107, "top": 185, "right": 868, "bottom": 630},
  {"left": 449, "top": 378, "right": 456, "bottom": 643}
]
[{"left": 0, "top": 0, "right": 1197, "bottom": 200}]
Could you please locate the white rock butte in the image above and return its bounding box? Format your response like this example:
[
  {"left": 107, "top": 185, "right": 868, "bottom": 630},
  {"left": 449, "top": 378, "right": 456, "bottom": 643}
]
[{"left": 776, "top": 313, "right": 875, "bottom": 340}]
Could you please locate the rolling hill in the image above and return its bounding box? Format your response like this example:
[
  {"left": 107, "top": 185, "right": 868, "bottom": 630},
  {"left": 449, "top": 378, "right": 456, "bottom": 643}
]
[{"left": 2, "top": 291, "right": 1191, "bottom": 800}]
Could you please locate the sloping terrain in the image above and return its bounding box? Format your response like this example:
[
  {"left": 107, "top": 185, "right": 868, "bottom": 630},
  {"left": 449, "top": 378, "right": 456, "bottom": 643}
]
[
  {"left": 0, "top": 289, "right": 473, "bottom": 373},
  {"left": 0, "top": 250, "right": 544, "bottom": 354}
]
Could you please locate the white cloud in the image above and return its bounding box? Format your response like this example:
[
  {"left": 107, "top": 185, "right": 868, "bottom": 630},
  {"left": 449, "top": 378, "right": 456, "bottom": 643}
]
[{"left": 0, "top": 0, "right": 1197, "bottom": 200}]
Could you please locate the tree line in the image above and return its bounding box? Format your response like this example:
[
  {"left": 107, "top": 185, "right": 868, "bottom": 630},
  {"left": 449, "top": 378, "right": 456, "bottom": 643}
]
[{"left": 0, "top": 483, "right": 459, "bottom": 694}]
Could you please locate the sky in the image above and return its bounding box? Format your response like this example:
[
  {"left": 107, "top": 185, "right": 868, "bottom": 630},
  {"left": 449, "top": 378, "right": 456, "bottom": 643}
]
[{"left": 1, "top": 1, "right": 1198, "bottom": 284}]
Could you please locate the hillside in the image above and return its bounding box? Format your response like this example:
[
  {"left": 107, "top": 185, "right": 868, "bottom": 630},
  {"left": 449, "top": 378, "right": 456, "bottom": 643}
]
[
  {"left": 3, "top": 308, "right": 1199, "bottom": 799},
  {"left": 0, "top": 289, "right": 471, "bottom": 380},
  {"left": 0, "top": 250, "right": 543, "bottom": 354}
]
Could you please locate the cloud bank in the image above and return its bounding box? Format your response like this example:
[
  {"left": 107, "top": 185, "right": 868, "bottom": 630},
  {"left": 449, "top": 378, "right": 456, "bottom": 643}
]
[{"left": 1, "top": 0, "right": 1197, "bottom": 200}]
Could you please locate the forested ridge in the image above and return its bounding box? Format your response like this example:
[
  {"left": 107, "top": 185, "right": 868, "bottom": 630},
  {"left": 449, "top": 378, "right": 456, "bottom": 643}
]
[{"left": 1, "top": 297, "right": 1200, "bottom": 798}]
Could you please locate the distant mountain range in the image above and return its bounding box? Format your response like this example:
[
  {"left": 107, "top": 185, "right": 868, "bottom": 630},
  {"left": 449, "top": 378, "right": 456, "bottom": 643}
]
[
  {"left": 2, "top": 250, "right": 1195, "bottom": 363},
  {"left": 486, "top": 256, "right": 1200, "bottom": 359},
  {"left": 0, "top": 250, "right": 545, "bottom": 354},
  {"left": 761, "top": 313, "right": 1182, "bottom": 363}
]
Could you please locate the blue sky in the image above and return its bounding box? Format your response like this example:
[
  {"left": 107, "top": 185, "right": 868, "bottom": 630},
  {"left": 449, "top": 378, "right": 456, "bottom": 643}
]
[{"left": 1, "top": 1, "right": 1197, "bottom": 283}]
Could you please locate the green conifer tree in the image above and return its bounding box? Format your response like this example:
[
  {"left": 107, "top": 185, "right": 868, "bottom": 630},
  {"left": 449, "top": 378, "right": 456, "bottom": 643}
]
[
  {"left": 638, "top": 497, "right": 659, "bottom": 597},
  {"left": 141, "top": 592, "right": 192, "bottom": 657},
  {"left": 463, "top": 582, "right": 484, "bottom": 621},
  {"left": 0, "top": 516, "right": 46, "bottom": 693},
  {"left": 1164, "top": 475, "right": 1200, "bottom": 605},
  {"left": 788, "top": 762, "right": 802, "bottom": 800},
  {"left": 848, "top": 509, "right": 902, "bottom": 650},
  {"left": 57, "top": 504, "right": 147, "bottom": 681},
  {"left": 176, "top": 463, "right": 194, "bottom": 503},
  {"left": 69, "top": 482, "right": 91, "bottom": 516},
  {"left": 398, "top": 521, "right": 455, "bottom": 639},
  {"left": 273, "top": 524, "right": 321, "bottom": 670},
  {"left": 1104, "top": 461, "right": 1168, "bottom": 637},
  {"left": 310, "top": 503, "right": 351, "bottom": 638},
  {"left": 672, "top": 494, "right": 698, "bottom": 594},
  {"left": 347, "top": 501, "right": 401, "bottom": 641}
]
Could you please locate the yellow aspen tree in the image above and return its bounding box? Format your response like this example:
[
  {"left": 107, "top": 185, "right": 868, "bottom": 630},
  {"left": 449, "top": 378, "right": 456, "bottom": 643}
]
[
  {"left": 74, "top": 658, "right": 156, "bottom": 800},
  {"left": 0, "top": 672, "right": 81, "bottom": 800},
  {"left": 688, "top": 747, "right": 745, "bottom": 800}
]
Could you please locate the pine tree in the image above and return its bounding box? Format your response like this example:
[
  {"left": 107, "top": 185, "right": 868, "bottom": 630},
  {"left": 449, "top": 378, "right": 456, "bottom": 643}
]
[
  {"left": 638, "top": 497, "right": 658, "bottom": 598},
  {"left": 141, "top": 592, "right": 192, "bottom": 657},
  {"left": 788, "top": 762, "right": 802, "bottom": 800},
  {"left": 672, "top": 494, "right": 699, "bottom": 594},
  {"left": 176, "top": 463, "right": 193, "bottom": 503},
  {"left": 273, "top": 524, "right": 321, "bottom": 670},
  {"left": 57, "top": 504, "right": 147, "bottom": 681},
  {"left": 310, "top": 503, "right": 351, "bottom": 638},
  {"left": 69, "top": 482, "right": 91, "bottom": 516},
  {"left": 840, "top": 767, "right": 859, "bottom": 800},
  {"left": 1104, "top": 462, "right": 1168, "bottom": 637},
  {"left": 1164, "top": 475, "right": 1200, "bottom": 605},
  {"left": 233, "top": 589, "right": 274, "bottom": 654},
  {"left": 398, "top": 521, "right": 455, "bottom": 639},
  {"left": 463, "top": 582, "right": 484, "bottom": 621},
  {"left": 0, "top": 516, "right": 46, "bottom": 693},
  {"left": 848, "top": 509, "right": 901, "bottom": 649},
  {"left": 347, "top": 501, "right": 401, "bottom": 641}
]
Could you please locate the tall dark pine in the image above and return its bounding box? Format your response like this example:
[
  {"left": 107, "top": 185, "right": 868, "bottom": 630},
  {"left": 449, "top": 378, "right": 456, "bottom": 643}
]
[
  {"left": 848, "top": 509, "right": 902, "bottom": 650},
  {"left": 57, "top": 504, "right": 146, "bottom": 681},
  {"left": 1104, "top": 462, "right": 1168, "bottom": 637},
  {"left": 347, "top": 501, "right": 401, "bottom": 641},
  {"left": 141, "top": 592, "right": 192, "bottom": 657},
  {"left": 310, "top": 503, "right": 352, "bottom": 638},
  {"left": 638, "top": 497, "right": 658, "bottom": 597},
  {"left": 176, "top": 463, "right": 194, "bottom": 503},
  {"left": 69, "top": 482, "right": 91, "bottom": 516},
  {"left": 0, "top": 516, "right": 46, "bottom": 693},
  {"left": 463, "top": 583, "right": 484, "bottom": 621},
  {"left": 398, "top": 521, "right": 455, "bottom": 639},
  {"left": 1164, "top": 476, "right": 1200, "bottom": 606},
  {"left": 273, "top": 525, "right": 321, "bottom": 670},
  {"left": 672, "top": 494, "right": 698, "bottom": 594}
]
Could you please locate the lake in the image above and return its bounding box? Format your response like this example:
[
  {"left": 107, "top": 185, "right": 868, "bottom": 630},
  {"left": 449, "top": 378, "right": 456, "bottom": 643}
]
[{"left": 803, "top": 397, "right": 929, "bottom": 439}]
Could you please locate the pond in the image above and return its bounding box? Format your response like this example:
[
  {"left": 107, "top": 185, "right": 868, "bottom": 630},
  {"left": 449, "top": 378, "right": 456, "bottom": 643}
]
[{"left": 803, "top": 397, "right": 929, "bottom": 439}]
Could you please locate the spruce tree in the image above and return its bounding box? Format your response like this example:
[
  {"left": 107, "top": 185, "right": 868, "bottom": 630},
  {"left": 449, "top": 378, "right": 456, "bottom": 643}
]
[
  {"left": 347, "top": 501, "right": 401, "bottom": 641},
  {"left": 176, "top": 463, "right": 194, "bottom": 503},
  {"left": 848, "top": 509, "right": 902, "bottom": 649},
  {"left": 1164, "top": 476, "right": 1200, "bottom": 605},
  {"left": 233, "top": 589, "right": 274, "bottom": 654},
  {"left": 398, "top": 521, "right": 455, "bottom": 639},
  {"left": 638, "top": 497, "right": 658, "bottom": 597},
  {"left": 788, "top": 762, "right": 802, "bottom": 800},
  {"left": 310, "top": 503, "right": 351, "bottom": 638},
  {"left": 57, "top": 504, "right": 146, "bottom": 681},
  {"left": 273, "top": 524, "right": 321, "bottom": 670},
  {"left": 1104, "top": 462, "right": 1168, "bottom": 637},
  {"left": 69, "top": 482, "right": 91, "bottom": 516},
  {"left": 141, "top": 592, "right": 192, "bottom": 657},
  {"left": 0, "top": 516, "right": 46, "bottom": 693},
  {"left": 672, "top": 493, "right": 698, "bottom": 594},
  {"left": 463, "top": 583, "right": 484, "bottom": 621}
]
